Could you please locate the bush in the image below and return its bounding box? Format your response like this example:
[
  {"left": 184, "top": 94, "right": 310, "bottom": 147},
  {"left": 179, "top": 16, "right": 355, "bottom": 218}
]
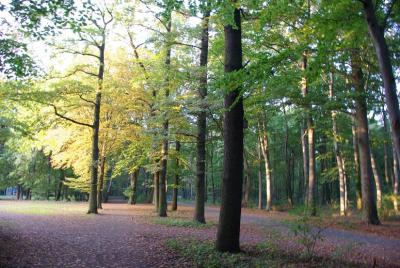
[{"left": 380, "top": 194, "right": 399, "bottom": 220}]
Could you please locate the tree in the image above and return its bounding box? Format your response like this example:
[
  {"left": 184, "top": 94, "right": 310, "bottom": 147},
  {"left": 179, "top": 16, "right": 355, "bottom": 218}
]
[
  {"left": 215, "top": 3, "right": 244, "bottom": 253},
  {"left": 360, "top": 0, "right": 400, "bottom": 168},
  {"left": 351, "top": 50, "right": 380, "bottom": 225},
  {"left": 194, "top": 0, "right": 211, "bottom": 224}
]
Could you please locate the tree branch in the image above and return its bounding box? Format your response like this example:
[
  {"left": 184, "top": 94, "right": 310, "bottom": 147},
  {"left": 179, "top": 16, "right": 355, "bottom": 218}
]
[{"left": 51, "top": 104, "right": 94, "bottom": 128}]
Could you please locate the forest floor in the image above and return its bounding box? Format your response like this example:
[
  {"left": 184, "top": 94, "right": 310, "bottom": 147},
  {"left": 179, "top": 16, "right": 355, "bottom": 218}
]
[{"left": 0, "top": 200, "right": 399, "bottom": 267}]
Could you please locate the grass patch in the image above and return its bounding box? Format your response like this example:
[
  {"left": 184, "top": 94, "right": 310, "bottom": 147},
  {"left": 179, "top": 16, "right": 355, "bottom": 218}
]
[
  {"left": 0, "top": 201, "right": 87, "bottom": 215},
  {"left": 154, "top": 217, "right": 215, "bottom": 228},
  {"left": 165, "top": 239, "right": 364, "bottom": 268}
]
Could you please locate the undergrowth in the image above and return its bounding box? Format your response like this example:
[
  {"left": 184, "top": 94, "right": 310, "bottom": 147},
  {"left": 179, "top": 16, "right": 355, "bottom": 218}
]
[{"left": 154, "top": 217, "right": 215, "bottom": 228}]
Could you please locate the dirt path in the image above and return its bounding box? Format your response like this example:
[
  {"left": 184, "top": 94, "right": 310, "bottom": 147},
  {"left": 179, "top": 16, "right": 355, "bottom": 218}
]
[{"left": 0, "top": 201, "right": 399, "bottom": 267}]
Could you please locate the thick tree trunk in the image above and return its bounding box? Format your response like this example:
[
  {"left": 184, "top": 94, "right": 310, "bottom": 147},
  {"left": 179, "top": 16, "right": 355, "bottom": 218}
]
[
  {"left": 352, "top": 116, "right": 363, "bottom": 210},
  {"left": 128, "top": 170, "right": 139, "bottom": 205},
  {"left": 194, "top": 8, "right": 210, "bottom": 223},
  {"left": 16, "top": 184, "right": 21, "bottom": 200},
  {"left": 371, "top": 153, "right": 382, "bottom": 209},
  {"left": 351, "top": 51, "right": 380, "bottom": 225},
  {"left": 362, "top": 0, "right": 400, "bottom": 168},
  {"left": 216, "top": 6, "right": 243, "bottom": 253},
  {"left": 172, "top": 141, "right": 180, "bottom": 211}
]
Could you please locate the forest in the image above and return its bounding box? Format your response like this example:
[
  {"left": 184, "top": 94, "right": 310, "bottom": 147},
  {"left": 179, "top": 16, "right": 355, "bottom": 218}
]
[{"left": 0, "top": 0, "right": 400, "bottom": 267}]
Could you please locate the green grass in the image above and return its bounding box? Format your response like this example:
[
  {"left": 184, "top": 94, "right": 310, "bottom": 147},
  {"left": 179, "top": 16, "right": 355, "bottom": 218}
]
[
  {"left": 165, "top": 239, "right": 270, "bottom": 268},
  {"left": 154, "top": 217, "right": 216, "bottom": 228},
  {"left": 165, "top": 239, "right": 364, "bottom": 268},
  {"left": 0, "top": 201, "right": 87, "bottom": 215}
]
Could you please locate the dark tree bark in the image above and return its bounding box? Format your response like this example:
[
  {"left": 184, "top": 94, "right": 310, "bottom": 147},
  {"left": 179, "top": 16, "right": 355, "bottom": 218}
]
[
  {"left": 172, "top": 141, "right": 180, "bottom": 211},
  {"left": 215, "top": 6, "right": 243, "bottom": 253},
  {"left": 301, "top": 121, "right": 309, "bottom": 204},
  {"left": 16, "top": 184, "right": 21, "bottom": 200},
  {"left": 55, "top": 169, "right": 65, "bottom": 201},
  {"left": 158, "top": 15, "right": 172, "bottom": 218},
  {"left": 153, "top": 171, "right": 160, "bottom": 210},
  {"left": 128, "top": 169, "right": 139, "bottom": 205},
  {"left": 362, "top": 0, "right": 400, "bottom": 167},
  {"left": 194, "top": 6, "right": 210, "bottom": 224},
  {"left": 283, "top": 105, "right": 293, "bottom": 206},
  {"left": 351, "top": 51, "right": 380, "bottom": 225}
]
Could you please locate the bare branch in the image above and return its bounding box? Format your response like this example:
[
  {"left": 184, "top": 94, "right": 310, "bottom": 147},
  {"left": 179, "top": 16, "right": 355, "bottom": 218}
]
[
  {"left": 51, "top": 104, "right": 94, "bottom": 128},
  {"left": 172, "top": 41, "right": 201, "bottom": 50},
  {"left": 79, "top": 94, "right": 97, "bottom": 105}
]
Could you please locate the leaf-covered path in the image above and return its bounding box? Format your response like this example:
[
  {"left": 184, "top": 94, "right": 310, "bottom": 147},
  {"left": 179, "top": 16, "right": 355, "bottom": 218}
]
[{"left": 0, "top": 201, "right": 399, "bottom": 267}]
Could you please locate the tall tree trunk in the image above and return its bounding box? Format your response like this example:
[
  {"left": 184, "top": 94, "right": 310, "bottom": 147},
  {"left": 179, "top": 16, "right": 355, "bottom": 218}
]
[
  {"left": 194, "top": 5, "right": 210, "bottom": 223},
  {"left": 153, "top": 172, "right": 160, "bottom": 210},
  {"left": 352, "top": 116, "right": 363, "bottom": 209},
  {"left": 371, "top": 153, "right": 382, "bottom": 209},
  {"left": 158, "top": 16, "right": 172, "bottom": 218},
  {"left": 382, "top": 101, "right": 391, "bottom": 186},
  {"left": 351, "top": 51, "right": 380, "bottom": 225},
  {"left": 329, "top": 70, "right": 347, "bottom": 216},
  {"left": 301, "top": 52, "right": 316, "bottom": 215},
  {"left": 301, "top": 121, "right": 309, "bottom": 204},
  {"left": 210, "top": 132, "right": 216, "bottom": 204},
  {"left": 55, "top": 169, "right": 65, "bottom": 201},
  {"left": 259, "top": 120, "right": 272, "bottom": 211},
  {"left": 97, "top": 155, "right": 106, "bottom": 209},
  {"left": 362, "top": 0, "right": 400, "bottom": 168},
  {"left": 216, "top": 6, "right": 243, "bottom": 253},
  {"left": 87, "top": 37, "right": 106, "bottom": 214},
  {"left": 47, "top": 155, "right": 52, "bottom": 200},
  {"left": 16, "top": 184, "right": 21, "bottom": 200},
  {"left": 172, "top": 141, "right": 180, "bottom": 211},
  {"left": 242, "top": 154, "right": 251, "bottom": 207},
  {"left": 128, "top": 170, "right": 139, "bottom": 205},
  {"left": 393, "top": 147, "right": 399, "bottom": 195},
  {"left": 258, "top": 142, "right": 263, "bottom": 209},
  {"left": 104, "top": 175, "right": 112, "bottom": 203},
  {"left": 283, "top": 105, "right": 293, "bottom": 206}
]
